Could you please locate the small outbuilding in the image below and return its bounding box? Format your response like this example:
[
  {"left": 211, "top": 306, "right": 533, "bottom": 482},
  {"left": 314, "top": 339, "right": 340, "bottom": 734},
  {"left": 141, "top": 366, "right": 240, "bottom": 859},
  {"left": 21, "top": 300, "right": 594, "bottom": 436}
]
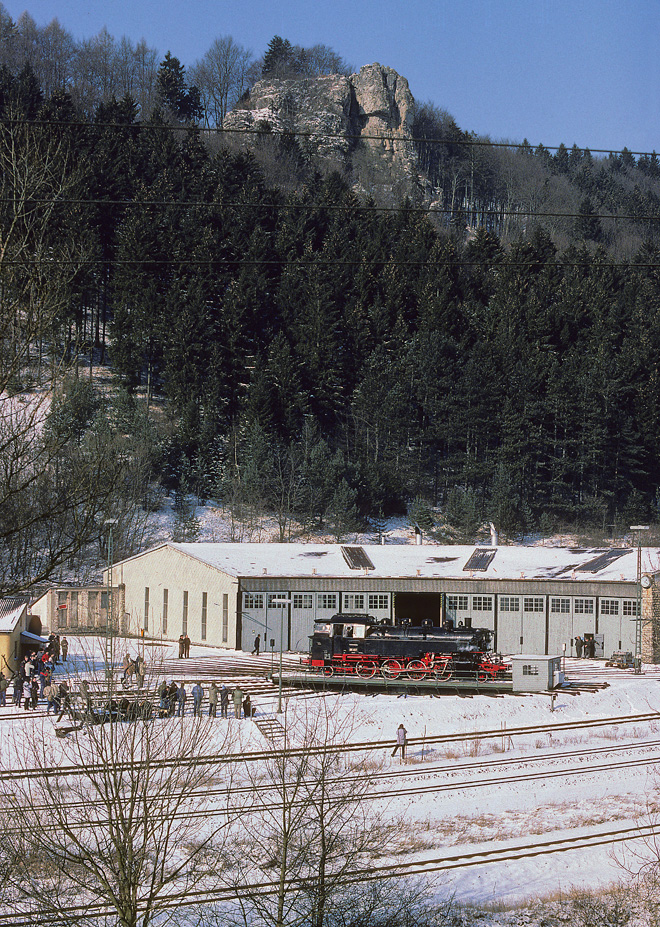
[{"left": 510, "top": 655, "right": 564, "bottom": 692}]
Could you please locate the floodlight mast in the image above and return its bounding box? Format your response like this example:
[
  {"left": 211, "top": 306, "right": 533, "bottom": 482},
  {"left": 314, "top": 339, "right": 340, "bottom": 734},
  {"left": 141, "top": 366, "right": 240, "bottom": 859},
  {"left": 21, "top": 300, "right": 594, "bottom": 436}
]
[{"left": 630, "top": 525, "right": 650, "bottom": 674}]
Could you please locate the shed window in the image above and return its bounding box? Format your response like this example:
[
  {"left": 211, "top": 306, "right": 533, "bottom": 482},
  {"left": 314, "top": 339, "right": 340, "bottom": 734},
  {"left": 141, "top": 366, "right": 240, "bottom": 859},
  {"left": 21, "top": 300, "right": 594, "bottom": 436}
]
[
  {"left": 201, "top": 592, "right": 207, "bottom": 641},
  {"left": 523, "top": 597, "right": 544, "bottom": 613},
  {"left": 623, "top": 599, "right": 640, "bottom": 616},
  {"left": 243, "top": 593, "right": 263, "bottom": 610},
  {"left": 368, "top": 594, "right": 389, "bottom": 610},
  {"left": 182, "top": 591, "right": 188, "bottom": 635},
  {"left": 499, "top": 597, "right": 520, "bottom": 612},
  {"left": 472, "top": 596, "right": 493, "bottom": 611},
  {"left": 600, "top": 599, "right": 619, "bottom": 615},
  {"left": 574, "top": 598, "right": 594, "bottom": 614},
  {"left": 317, "top": 594, "right": 337, "bottom": 611},
  {"left": 550, "top": 598, "right": 571, "bottom": 614},
  {"left": 446, "top": 595, "right": 468, "bottom": 611},
  {"left": 222, "top": 594, "right": 228, "bottom": 643},
  {"left": 293, "top": 593, "right": 313, "bottom": 609},
  {"left": 522, "top": 664, "right": 539, "bottom": 675},
  {"left": 144, "top": 587, "right": 149, "bottom": 631},
  {"left": 343, "top": 594, "right": 364, "bottom": 611}
]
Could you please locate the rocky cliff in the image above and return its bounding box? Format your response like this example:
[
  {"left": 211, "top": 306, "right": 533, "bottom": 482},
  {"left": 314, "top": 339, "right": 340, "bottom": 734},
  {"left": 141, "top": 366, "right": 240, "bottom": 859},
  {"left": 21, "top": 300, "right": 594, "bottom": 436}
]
[{"left": 223, "top": 63, "right": 423, "bottom": 203}]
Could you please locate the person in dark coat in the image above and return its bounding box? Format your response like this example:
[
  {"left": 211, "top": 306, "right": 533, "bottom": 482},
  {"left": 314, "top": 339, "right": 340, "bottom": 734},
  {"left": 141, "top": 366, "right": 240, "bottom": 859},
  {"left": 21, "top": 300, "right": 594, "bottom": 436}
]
[
  {"left": 59, "top": 637, "right": 67, "bottom": 662},
  {"left": 30, "top": 676, "right": 39, "bottom": 709},
  {"left": 220, "top": 685, "right": 229, "bottom": 718},
  {"left": 177, "top": 684, "right": 187, "bottom": 717},
  {"left": 178, "top": 635, "right": 185, "bottom": 659},
  {"left": 575, "top": 636, "right": 583, "bottom": 658},
  {"left": 167, "top": 682, "right": 178, "bottom": 716},
  {"left": 252, "top": 635, "right": 261, "bottom": 656},
  {"left": 184, "top": 635, "right": 191, "bottom": 658},
  {"left": 242, "top": 694, "right": 252, "bottom": 719}
]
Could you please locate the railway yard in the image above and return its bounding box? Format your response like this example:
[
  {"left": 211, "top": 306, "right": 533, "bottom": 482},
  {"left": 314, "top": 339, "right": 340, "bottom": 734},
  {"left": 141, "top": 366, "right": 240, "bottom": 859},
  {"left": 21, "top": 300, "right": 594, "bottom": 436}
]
[{"left": 2, "top": 642, "right": 660, "bottom": 925}]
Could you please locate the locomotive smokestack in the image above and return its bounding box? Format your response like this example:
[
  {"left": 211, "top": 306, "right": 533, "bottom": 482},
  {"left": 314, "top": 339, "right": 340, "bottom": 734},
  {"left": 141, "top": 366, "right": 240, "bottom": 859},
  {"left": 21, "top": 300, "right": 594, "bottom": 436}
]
[
  {"left": 415, "top": 525, "right": 422, "bottom": 545},
  {"left": 490, "top": 522, "right": 499, "bottom": 547}
]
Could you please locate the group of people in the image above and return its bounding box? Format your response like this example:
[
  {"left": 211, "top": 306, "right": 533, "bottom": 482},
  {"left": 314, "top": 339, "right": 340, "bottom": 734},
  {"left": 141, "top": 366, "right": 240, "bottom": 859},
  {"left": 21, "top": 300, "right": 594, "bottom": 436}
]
[
  {"left": 157, "top": 680, "right": 253, "bottom": 719},
  {"left": 574, "top": 635, "right": 596, "bottom": 658},
  {"left": 121, "top": 653, "right": 147, "bottom": 686},
  {"left": 178, "top": 634, "right": 191, "bottom": 658}
]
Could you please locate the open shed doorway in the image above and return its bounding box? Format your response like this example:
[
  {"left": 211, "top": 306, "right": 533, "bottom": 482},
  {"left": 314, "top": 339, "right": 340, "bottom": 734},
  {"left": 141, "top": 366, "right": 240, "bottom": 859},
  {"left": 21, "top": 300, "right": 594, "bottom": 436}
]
[{"left": 394, "top": 592, "right": 443, "bottom": 626}]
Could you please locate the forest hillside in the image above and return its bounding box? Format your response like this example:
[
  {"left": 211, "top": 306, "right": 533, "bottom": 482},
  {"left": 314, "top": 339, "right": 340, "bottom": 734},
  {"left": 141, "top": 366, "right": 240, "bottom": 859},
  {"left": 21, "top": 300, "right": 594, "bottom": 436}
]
[{"left": 1, "top": 10, "right": 660, "bottom": 593}]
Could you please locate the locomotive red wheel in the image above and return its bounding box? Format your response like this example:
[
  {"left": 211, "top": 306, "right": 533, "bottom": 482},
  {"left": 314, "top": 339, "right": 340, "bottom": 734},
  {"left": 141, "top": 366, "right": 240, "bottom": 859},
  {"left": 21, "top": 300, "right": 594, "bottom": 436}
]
[
  {"left": 406, "top": 660, "right": 427, "bottom": 680},
  {"left": 355, "top": 662, "right": 377, "bottom": 679},
  {"left": 322, "top": 666, "right": 335, "bottom": 677},
  {"left": 434, "top": 662, "right": 452, "bottom": 681},
  {"left": 381, "top": 659, "right": 403, "bottom": 679}
]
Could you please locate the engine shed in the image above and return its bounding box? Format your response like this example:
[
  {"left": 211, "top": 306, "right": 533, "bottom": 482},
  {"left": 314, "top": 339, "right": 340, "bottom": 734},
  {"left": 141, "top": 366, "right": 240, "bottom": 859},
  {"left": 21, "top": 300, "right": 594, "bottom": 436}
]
[{"left": 99, "top": 541, "right": 660, "bottom": 663}]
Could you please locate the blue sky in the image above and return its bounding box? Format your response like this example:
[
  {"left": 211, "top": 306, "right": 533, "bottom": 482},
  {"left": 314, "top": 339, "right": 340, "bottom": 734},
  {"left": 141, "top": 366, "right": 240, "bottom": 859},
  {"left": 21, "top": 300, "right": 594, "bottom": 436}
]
[{"left": 7, "top": 0, "right": 659, "bottom": 153}]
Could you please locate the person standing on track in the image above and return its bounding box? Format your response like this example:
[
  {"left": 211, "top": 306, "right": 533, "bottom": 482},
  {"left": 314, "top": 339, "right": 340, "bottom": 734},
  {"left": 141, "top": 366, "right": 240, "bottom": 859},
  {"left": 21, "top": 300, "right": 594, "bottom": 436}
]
[
  {"left": 232, "top": 686, "right": 243, "bottom": 718},
  {"left": 391, "top": 723, "right": 407, "bottom": 763},
  {"left": 177, "top": 683, "right": 187, "bottom": 717},
  {"left": 192, "top": 682, "right": 203, "bottom": 717},
  {"left": 178, "top": 635, "right": 185, "bottom": 659},
  {"left": 208, "top": 682, "right": 218, "bottom": 717},
  {"left": 184, "top": 634, "right": 191, "bottom": 658},
  {"left": 220, "top": 684, "right": 229, "bottom": 718}
]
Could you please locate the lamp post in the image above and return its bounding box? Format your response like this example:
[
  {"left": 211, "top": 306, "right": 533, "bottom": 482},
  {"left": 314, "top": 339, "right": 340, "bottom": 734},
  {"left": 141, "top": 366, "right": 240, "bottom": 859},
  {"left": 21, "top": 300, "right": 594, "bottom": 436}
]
[
  {"left": 630, "top": 525, "right": 649, "bottom": 674},
  {"left": 268, "top": 595, "right": 291, "bottom": 713},
  {"left": 104, "top": 519, "right": 118, "bottom": 686}
]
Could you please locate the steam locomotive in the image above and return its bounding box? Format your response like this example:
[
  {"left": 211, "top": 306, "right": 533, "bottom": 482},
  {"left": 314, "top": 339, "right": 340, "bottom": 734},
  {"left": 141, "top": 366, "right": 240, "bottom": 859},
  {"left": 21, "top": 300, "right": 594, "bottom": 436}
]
[{"left": 305, "top": 613, "right": 508, "bottom": 681}]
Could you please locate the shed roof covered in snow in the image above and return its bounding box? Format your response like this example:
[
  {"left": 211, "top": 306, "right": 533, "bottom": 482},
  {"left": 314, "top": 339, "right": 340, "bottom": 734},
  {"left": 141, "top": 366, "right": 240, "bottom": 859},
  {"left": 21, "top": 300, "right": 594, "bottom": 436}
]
[{"left": 114, "top": 542, "right": 660, "bottom": 585}]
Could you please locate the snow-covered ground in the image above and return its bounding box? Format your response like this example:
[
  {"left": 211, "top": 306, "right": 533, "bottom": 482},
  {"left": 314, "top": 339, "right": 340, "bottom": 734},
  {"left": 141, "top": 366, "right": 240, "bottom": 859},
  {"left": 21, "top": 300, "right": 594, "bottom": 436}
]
[{"left": 5, "top": 636, "right": 660, "bottom": 924}]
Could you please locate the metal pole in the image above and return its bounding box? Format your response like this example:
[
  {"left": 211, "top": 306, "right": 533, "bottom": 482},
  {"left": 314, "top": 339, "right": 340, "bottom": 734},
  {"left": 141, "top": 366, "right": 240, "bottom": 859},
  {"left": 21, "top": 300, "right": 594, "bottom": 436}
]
[
  {"left": 630, "top": 525, "right": 649, "bottom": 674},
  {"left": 276, "top": 596, "right": 290, "bottom": 713},
  {"left": 105, "top": 519, "right": 118, "bottom": 686}
]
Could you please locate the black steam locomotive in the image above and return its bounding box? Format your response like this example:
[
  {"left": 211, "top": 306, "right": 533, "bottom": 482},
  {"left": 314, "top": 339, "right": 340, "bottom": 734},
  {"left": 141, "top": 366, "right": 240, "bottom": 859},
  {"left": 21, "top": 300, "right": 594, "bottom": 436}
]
[{"left": 305, "top": 613, "right": 508, "bottom": 681}]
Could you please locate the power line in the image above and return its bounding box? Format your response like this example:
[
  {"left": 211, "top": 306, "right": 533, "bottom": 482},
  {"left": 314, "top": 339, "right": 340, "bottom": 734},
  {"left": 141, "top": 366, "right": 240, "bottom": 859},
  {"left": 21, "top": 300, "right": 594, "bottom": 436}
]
[
  {"left": 0, "top": 115, "right": 658, "bottom": 159},
  {"left": 4, "top": 257, "right": 660, "bottom": 270},
  {"left": 5, "top": 196, "right": 660, "bottom": 223}
]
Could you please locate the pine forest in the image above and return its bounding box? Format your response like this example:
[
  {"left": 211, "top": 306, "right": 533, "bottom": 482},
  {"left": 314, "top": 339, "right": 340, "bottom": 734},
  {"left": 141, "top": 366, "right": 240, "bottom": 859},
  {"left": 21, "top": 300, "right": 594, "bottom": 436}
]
[{"left": 2, "top": 9, "right": 660, "bottom": 590}]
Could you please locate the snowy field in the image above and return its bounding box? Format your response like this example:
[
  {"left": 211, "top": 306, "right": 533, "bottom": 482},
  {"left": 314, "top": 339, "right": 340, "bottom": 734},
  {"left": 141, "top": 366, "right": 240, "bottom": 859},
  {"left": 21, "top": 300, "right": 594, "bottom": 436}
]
[{"left": 5, "top": 637, "right": 660, "bottom": 924}]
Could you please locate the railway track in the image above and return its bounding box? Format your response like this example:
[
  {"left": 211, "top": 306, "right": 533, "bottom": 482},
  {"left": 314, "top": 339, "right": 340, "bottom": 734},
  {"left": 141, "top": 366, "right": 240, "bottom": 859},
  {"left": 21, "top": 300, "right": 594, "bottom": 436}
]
[
  {"left": 0, "top": 817, "right": 655, "bottom": 926},
  {"left": 2, "top": 734, "right": 658, "bottom": 833},
  {"left": 1, "top": 708, "right": 659, "bottom": 782}
]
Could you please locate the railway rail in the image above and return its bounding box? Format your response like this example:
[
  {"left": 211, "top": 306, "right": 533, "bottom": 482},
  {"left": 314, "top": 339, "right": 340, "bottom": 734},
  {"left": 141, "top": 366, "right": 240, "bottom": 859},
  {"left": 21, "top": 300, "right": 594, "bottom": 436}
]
[
  {"left": 2, "top": 735, "right": 658, "bottom": 832},
  {"left": 0, "top": 817, "right": 655, "bottom": 926},
  {"left": 1, "top": 709, "right": 659, "bottom": 782}
]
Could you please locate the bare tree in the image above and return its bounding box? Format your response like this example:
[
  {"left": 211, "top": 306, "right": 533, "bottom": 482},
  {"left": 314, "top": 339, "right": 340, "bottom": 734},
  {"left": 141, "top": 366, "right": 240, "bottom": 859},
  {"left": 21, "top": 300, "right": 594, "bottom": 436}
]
[
  {"left": 0, "top": 113, "right": 136, "bottom": 595},
  {"left": 0, "top": 641, "right": 233, "bottom": 927},
  {"left": 216, "top": 700, "right": 405, "bottom": 927},
  {"left": 191, "top": 36, "right": 254, "bottom": 128}
]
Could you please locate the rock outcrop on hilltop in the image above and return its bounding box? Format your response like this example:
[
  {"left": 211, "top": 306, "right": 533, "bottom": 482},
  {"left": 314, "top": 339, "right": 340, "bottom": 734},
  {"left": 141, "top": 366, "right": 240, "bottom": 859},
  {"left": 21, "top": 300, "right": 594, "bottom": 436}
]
[{"left": 223, "top": 63, "right": 423, "bottom": 202}]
